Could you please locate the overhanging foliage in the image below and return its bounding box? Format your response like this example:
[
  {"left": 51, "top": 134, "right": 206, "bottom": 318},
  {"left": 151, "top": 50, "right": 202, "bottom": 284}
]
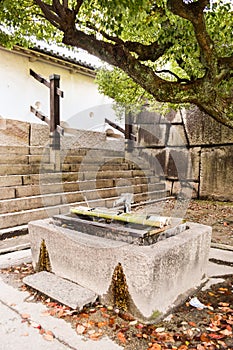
[{"left": 0, "top": 0, "right": 233, "bottom": 127}]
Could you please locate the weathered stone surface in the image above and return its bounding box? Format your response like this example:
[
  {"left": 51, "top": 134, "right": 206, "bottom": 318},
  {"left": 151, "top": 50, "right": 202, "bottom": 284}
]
[
  {"left": 61, "top": 130, "right": 107, "bottom": 150},
  {"left": 0, "top": 154, "right": 28, "bottom": 164},
  {"left": 133, "top": 110, "right": 161, "bottom": 124},
  {"left": 0, "top": 206, "right": 60, "bottom": 229},
  {"left": 23, "top": 271, "right": 97, "bottom": 310},
  {"left": 139, "top": 149, "right": 167, "bottom": 177},
  {"left": 200, "top": 146, "right": 233, "bottom": 201},
  {"left": 0, "top": 193, "right": 61, "bottom": 214},
  {"left": 138, "top": 124, "right": 167, "bottom": 147},
  {"left": 0, "top": 187, "right": 15, "bottom": 200},
  {"left": 169, "top": 180, "right": 199, "bottom": 199},
  {"left": 167, "top": 148, "right": 193, "bottom": 179},
  {"left": 167, "top": 125, "right": 188, "bottom": 147},
  {"left": 29, "top": 218, "right": 211, "bottom": 321},
  {"left": 0, "top": 175, "right": 22, "bottom": 187},
  {"left": 183, "top": 106, "right": 233, "bottom": 145},
  {"left": 30, "top": 123, "right": 49, "bottom": 147},
  {"left": 168, "top": 109, "right": 183, "bottom": 123},
  {"left": 0, "top": 146, "right": 29, "bottom": 154},
  {"left": 0, "top": 119, "right": 30, "bottom": 146}
]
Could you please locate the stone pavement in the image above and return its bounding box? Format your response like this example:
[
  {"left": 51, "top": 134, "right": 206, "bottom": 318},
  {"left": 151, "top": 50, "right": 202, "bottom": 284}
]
[
  {"left": 0, "top": 250, "right": 123, "bottom": 350},
  {"left": 0, "top": 247, "right": 233, "bottom": 350}
]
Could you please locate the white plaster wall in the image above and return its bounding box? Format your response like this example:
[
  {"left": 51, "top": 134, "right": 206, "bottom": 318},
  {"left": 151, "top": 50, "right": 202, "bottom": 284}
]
[{"left": 0, "top": 48, "right": 116, "bottom": 129}]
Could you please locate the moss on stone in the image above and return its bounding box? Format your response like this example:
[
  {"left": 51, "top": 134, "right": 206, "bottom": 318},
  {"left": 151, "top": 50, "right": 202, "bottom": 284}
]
[
  {"left": 111, "top": 262, "right": 130, "bottom": 311},
  {"left": 36, "top": 239, "right": 51, "bottom": 272}
]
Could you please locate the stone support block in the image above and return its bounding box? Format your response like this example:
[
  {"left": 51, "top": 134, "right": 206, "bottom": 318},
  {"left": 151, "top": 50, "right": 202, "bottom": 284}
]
[
  {"left": 0, "top": 119, "right": 30, "bottom": 146},
  {"left": 29, "top": 219, "right": 211, "bottom": 322},
  {"left": 138, "top": 124, "right": 167, "bottom": 147},
  {"left": 200, "top": 146, "right": 233, "bottom": 201},
  {"left": 30, "top": 123, "right": 49, "bottom": 147},
  {"left": 167, "top": 125, "right": 188, "bottom": 147},
  {"left": 183, "top": 107, "right": 233, "bottom": 145}
]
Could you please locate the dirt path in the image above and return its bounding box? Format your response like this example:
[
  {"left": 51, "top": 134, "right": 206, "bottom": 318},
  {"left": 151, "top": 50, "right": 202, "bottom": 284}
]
[
  {"left": 184, "top": 200, "right": 233, "bottom": 247},
  {"left": 135, "top": 199, "right": 233, "bottom": 247}
]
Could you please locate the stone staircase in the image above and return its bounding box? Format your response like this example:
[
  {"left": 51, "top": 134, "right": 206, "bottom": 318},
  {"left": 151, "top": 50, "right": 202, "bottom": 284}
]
[{"left": 0, "top": 144, "right": 168, "bottom": 250}]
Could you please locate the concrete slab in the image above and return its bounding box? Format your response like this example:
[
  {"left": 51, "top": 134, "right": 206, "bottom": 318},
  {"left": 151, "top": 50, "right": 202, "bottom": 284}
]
[
  {"left": 0, "top": 275, "right": 122, "bottom": 350},
  {"left": 29, "top": 218, "right": 211, "bottom": 322},
  {"left": 207, "top": 261, "right": 233, "bottom": 278},
  {"left": 0, "top": 249, "right": 32, "bottom": 269},
  {"left": 209, "top": 248, "right": 233, "bottom": 264},
  {"left": 0, "top": 235, "right": 30, "bottom": 255},
  {"left": 23, "top": 271, "right": 97, "bottom": 310}
]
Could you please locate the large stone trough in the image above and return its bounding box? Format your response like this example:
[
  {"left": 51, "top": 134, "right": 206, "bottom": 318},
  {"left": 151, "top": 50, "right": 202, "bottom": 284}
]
[{"left": 28, "top": 217, "right": 211, "bottom": 322}]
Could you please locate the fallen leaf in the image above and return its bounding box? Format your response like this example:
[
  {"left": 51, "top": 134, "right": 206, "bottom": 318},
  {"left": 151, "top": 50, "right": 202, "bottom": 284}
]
[
  {"left": 97, "top": 321, "right": 107, "bottom": 328},
  {"left": 200, "top": 333, "right": 209, "bottom": 342},
  {"left": 218, "top": 302, "right": 229, "bottom": 307},
  {"left": 40, "top": 310, "right": 50, "bottom": 317},
  {"left": 46, "top": 330, "right": 54, "bottom": 336},
  {"left": 188, "top": 321, "right": 197, "bottom": 327},
  {"left": 219, "top": 328, "right": 232, "bottom": 336},
  {"left": 21, "top": 313, "right": 30, "bottom": 319},
  {"left": 117, "top": 331, "right": 126, "bottom": 343},
  {"left": 89, "top": 332, "right": 102, "bottom": 340},
  {"left": 155, "top": 327, "right": 165, "bottom": 333},
  {"left": 31, "top": 321, "right": 41, "bottom": 329},
  {"left": 76, "top": 324, "right": 86, "bottom": 335},
  {"left": 43, "top": 334, "right": 54, "bottom": 341},
  {"left": 148, "top": 344, "right": 161, "bottom": 350},
  {"left": 178, "top": 346, "right": 188, "bottom": 350},
  {"left": 208, "top": 333, "right": 225, "bottom": 339},
  {"left": 119, "top": 311, "right": 135, "bottom": 321},
  {"left": 136, "top": 333, "right": 142, "bottom": 338},
  {"left": 108, "top": 317, "right": 115, "bottom": 326}
]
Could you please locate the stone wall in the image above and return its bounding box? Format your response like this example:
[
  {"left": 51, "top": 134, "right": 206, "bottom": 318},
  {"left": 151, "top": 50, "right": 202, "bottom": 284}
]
[
  {"left": 0, "top": 119, "right": 124, "bottom": 151},
  {"left": 131, "top": 106, "right": 233, "bottom": 201}
]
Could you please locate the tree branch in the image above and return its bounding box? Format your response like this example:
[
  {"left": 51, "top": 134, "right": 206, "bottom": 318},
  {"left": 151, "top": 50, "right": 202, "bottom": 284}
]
[
  {"left": 85, "top": 22, "right": 172, "bottom": 62},
  {"left": 167, "top": 0, "right": 215, "bottom": 71},
  {"left": 74, "top": 0, "right": 84, "bottom": 15},
  {"left": 124, "top": 41, "right": 172, "bottom": 62},
  {"left": 34, "top": 0, "right": 62, "bottom": 27},
  {"left": 218, "top": 56, "right": 233, "bottom": 70},
  {"left": 155, "top": 69, "right": 190, "bottom": 83}
]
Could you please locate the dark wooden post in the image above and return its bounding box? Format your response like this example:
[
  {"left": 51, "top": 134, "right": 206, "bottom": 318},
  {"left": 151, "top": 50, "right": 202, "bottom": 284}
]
[
  {"left": 125, "top": 111, "right": 134, "bottom": 152},
  {"left": 50, "top": 74, "right": 60, "bottom": 150}
]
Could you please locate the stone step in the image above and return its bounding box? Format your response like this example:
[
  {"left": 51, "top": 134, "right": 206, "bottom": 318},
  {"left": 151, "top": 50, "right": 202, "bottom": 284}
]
[
  {"left": 0, "top": 187, "right": 168, "bottom": 230},
  {"left": 0, "top": 175, "right": 23, "bottom": 187},
  {"left": 0, "top": 205, "right": 61, "bottom": 230},
  {"left": 14, "top": 179, "right": 113, "bottom": 198},
  {"left": 0, "top": 181, "right": 166, "bottom": 214},
  {"left": 0, "top": 235, "right": 30, "bottom": 255},
  {"left": 23, "top": 271, "right": 97, "bottom": 310},
  {"left": 0, "top": 224, "right": 28, "bottom": 240},
  {"left": 12, "top": 179, "right": 164, "bottom": 199},
  {"left": 0, "top": 163, "right": 55, "bottom": 176},
  {"left": 18, "top": 169, "right": 155, "bottom": 186},
  {"left": 0, "top": 145, "right": 29, "bottom": 154}
]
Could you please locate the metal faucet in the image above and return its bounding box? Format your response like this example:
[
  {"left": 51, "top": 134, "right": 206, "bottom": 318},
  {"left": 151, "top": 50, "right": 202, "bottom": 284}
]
[{"left": 113, "top": 193, "right": 134, "bottom": 213}]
